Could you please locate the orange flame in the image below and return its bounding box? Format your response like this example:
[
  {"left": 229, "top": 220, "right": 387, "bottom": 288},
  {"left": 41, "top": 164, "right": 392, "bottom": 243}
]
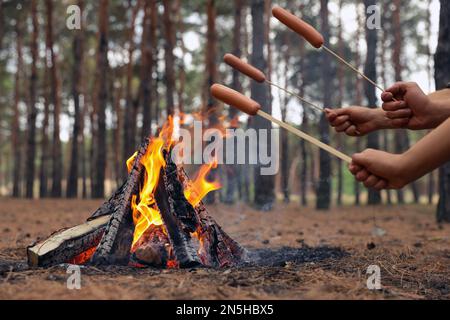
[
  {"left": 184, "top": 160, "right": 221, "bottom": 207},
  {"left": 128, "top": 117, "right": 174, "bottom": 252}
]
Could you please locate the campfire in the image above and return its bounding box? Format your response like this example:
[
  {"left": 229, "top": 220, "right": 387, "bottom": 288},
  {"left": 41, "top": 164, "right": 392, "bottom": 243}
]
[{"left": 27, "top": 117, "right": 247, "bottom": 269}]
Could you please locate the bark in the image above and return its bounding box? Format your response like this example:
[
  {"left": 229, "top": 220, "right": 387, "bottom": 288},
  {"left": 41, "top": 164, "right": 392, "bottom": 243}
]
[
  {"left": 122, "top": 1, "right": 140, "bottom": 170},
  {"left": 225, "top": 0, "right": 243, "bottom": 204},
  {"left": 0, "top": 0, "right": 4, "bottom": 51},
  {"left": 317, "top": 0, "right": 331, "bottom": 210},
  {"left": 280, "top": 32, "right": 290, "bottom": 203},
  {"left": 46, "top": 0, "right": 63, "bottom": 198},
  {"left": 67, "top": 0, "right": 85, "bottom": 198},
  {"left": 141, "top": 0, "right": 157, "bottom": 139},
  {"left": 251, "top": 0, "right": 274, "bottom": 210},
  {"left": 25, "top": 0, "right": 39, "bottom": 199},
  {"left": 92, "top": 0, "right": 109, "bottom": 199},
  {"left": 113, "top": 76, "right": 124, "bottom": 187},
  {"left": 298, "top": 5, "right": 308, "bottom": 207},
  {"left": 435, "top": 0, "right": 450, "bottom": 223},
  {"left": 204, "top": 0, "right": 219, "bottom": 205},
  {"left": 162, "top": 0, "right": 176, "bottom": 116},
  {"left": 39, "top": 60, "right": 50, "bottom": 198},
  {"left": 12, "top": 17, "right": 23, "bottom": 198},
  {"left": 364, "top": 0, "right": 381, "bottom": 205},
  {"left": 336, "top": 0, "right": 344, "bottom": 206}
]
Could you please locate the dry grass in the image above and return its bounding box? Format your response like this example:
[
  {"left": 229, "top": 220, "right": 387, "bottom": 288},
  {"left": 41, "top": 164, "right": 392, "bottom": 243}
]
[{"left": 0, "top": 198, "right": 449, "bottom": 300}]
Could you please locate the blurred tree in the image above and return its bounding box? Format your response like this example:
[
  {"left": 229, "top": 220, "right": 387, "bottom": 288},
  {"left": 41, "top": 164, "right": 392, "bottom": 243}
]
[
  {"left": 46, "top": 0, "right": 63, "bottom": 198},
  {"left": 251, "top": 0, "right": 274, "bottom": 210},
  {"left": 336, "top": 0, "right": 344, "bottom": 206},
  {"left": 436, "top": 0, "right": 450, "bottom": 223},
  {"left": 163, "top": 0, "right": 176, "bottom": 117},
  {"left": 12, "top": 13, "right": 23, "bottom": 198},
  {"left": 140, "top": 0, "right": 157, "bottom": 139},
  {"left": 317, "top": 0, "right": 331, "bottom": 210},
  {"left": 122, "top": 1, "right": 140, "bottom": 171},
  {"left": 364, "top": 0, "right": 381, "bottom": 205},
  {"left": 92, "top": 0, "right": 109, "bottom": 198},
  {"left": 67, "top": 0, "right": 85, "bottom": 198},
  {"left": 25, "top": 0, "right": 38, "bottom": 199}
]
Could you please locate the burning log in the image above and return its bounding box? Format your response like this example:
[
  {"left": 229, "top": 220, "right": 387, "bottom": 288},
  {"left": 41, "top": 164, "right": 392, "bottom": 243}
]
[
  {"left": 27, "top": 215, "right": 109, "bottom": 267},
  {"left": 27, "top": 118, "right": 248, "bottom": 269}
]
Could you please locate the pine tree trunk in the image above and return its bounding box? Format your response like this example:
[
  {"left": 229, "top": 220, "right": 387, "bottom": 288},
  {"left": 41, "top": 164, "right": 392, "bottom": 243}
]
[
  {"left": 12, "top": 17, "right": 23, "bottom": 198},
  {"left": 92, "top": 0, "right": 109, "bottom": 199},
  {"left": 225, "top": 0, "right": 243, "bottom": 204},
  {"left": 67, "top": 0, "right": 85, "bottom": 198},
  {"left": 364, "top": 0, "right": 381, "bottom": 205},
  {"left": 162, "top": 0, "right": 176, "bottom": 117},
  {"left": 0, "top": 0, "right": 4, "bottom": 51},
  {"left": 280, "top": 32, "right": 290, "bottom": 204},
  {"left": 316, "top": 0, "right": 331, "bottom": 210},
  {"left": 25, "top": 0, "right": 39, "bottom": 199},
  {"left": 46, "top": 0, "right": 63, "bottom": 198},
  {"left": 39, "top": 62, "right": 50, "bottom": 198},
  {"left": 141, "top": 0, "right": 157, "bottom": 139},
  {"left": 435, "top": 0, "right": 450, "bottom": 223},
  {"left": 122, "top": 2, "right": 140, "bottom": 171},
  {"left": 336, "top": 0, "right": 344, "bottom": 206},
  {"left": 251, "top": 0, "right": 274, "bottom": 210}
]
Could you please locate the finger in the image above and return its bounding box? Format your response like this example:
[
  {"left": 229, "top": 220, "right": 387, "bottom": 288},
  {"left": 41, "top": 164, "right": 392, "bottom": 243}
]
[
  {"left": 364, "top": 175, "right": 380, "bottom": 188},
  {"left": 381, "top": 92, "right": 394, "bottom": 102},
  {"left": 385, "top": 82, "right": 408, "bottom": 96},
  {"left": 382, "top": 100, "right": 407, "bottom": 111},
  {"left": 386, "top": 108, "right": 412, "bottom": 119},
  {"left": 330, "top": 115, "right": 350, "bottom": 127},
  {"left": 374, "top": 179, "right": 387, "bottom": 191},
  {"left": 348, "top": 163, "right": 362, "bottom": 174},
  {"left": 345, "top": 125, "right": 359, "bottom": 136},
  {"left": 325, "top": 109, "right": 337, "bottom": 122},
  {"left": 335, "top": 121, "right": 352, "bottom": 132},
  {"left": 356, "top": 169, "right": 370, "bottom": 182}
]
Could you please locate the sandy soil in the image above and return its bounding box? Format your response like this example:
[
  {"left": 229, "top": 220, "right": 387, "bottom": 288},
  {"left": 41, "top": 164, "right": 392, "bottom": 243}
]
[{"left": 0, "top": 198, "right": 449, "bottom": 300}]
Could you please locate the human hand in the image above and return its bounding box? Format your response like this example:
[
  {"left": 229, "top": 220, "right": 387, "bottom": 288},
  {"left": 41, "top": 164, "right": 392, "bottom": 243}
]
[
  {"left": 382, "top": 82, "right": 440, "bottom": 130},
  {"left": 325, "top": 106, "right": 409, "bottom": 136},
  {"left": 349, "top": 149, "right": 411, "bottom": 190}
]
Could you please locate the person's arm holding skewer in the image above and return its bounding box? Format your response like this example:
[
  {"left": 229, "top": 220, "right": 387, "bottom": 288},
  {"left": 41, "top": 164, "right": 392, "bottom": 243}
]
[
  {"left": 349, "top": 115, "right": 450, "bottom": 190},
  {"left": 326, "top": 82, "right": 450, "bottom": 135}
]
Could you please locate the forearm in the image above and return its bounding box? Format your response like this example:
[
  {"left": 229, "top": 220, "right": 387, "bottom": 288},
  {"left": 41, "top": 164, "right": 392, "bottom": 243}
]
[
  {"left": 427, "top": 89, "right": 450, "bottom": 127},
  {"left": 401, "top": 117, "right": 450, "bottom": 182}
]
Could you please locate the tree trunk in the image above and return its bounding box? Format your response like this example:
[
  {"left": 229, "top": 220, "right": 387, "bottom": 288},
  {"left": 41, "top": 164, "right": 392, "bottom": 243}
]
[
  {"left": 92, "top": 0, "right": 109, "bottom": 199},
  {"left": 162, "top": 0, "right": 176, "bottom": 117},
  {"left": 25, "top": 0, "right": 39, "bottom": 199},
  {"left": 336, "top": 0, "right": 344, "bottom": 206},
  {"left": 435, "top": 0, "right": 450, "bottom": 223},
  {"left": 316, "top": 0, "right": 331, "bottom": 210},
  {"left": 251, "top": 0, "right": 274, "bottom": 211},
  {"left": 298, "top": 12, "right": 308, "bottom": 207},
  {"left": 225, "top": 0, "right": 243, "bottom": 204},
  {"left": 280, "top": 32, "right": 290, "bottom": 204},
  {"left": 141, "top": 0, "right": 157, "bottom": 139},
  {"left": 12, "top": 16, "right": 23, "bottom": 198},
  {"left": 46, "top": 0, "right": 63, "bottom": 198},
  {"left": 0, "top": 0, "right": 4, "bottom": 51},
  {"left": 122, "top": 2, "right": 140, "bottom": 171},
  {"left": 67, "top": 0, "right": 85, "bottom": 198},
  {"left": 364, "top": 0, "right": 381, "bottom": 205}
]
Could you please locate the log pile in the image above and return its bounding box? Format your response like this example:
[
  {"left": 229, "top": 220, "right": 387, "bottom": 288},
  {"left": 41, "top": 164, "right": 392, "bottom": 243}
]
[{"left": 27, "top": 141, "right": 248, "bottom": 268}]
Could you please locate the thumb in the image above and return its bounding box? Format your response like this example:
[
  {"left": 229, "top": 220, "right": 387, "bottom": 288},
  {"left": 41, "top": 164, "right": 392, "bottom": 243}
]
[{"left": 352, "top": 151, "right": 372, "bottom": 168}]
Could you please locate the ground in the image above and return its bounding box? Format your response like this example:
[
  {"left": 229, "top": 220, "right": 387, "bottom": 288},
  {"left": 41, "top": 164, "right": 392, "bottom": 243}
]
[{"left": 0, "top": 198, "right": 449, "bottom": 300}]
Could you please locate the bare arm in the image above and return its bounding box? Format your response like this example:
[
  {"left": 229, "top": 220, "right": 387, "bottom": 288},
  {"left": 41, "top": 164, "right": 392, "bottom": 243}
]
[{"left": 350, "top": 115, "right": 450, "bottom": 190}]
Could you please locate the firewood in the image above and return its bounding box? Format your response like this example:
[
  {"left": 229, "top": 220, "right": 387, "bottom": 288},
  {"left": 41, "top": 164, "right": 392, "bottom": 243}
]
[{"left": 27, "top": 215, "right": 110, "bottom": 268}]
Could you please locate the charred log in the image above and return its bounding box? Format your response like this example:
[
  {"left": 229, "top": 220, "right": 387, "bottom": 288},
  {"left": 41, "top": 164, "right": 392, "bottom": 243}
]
[
  {"left": 27, "top": 215, "right": 109, "bottom": 267},
  {"left": 89, "top": 138, "right": 150, "bottom": 265}
]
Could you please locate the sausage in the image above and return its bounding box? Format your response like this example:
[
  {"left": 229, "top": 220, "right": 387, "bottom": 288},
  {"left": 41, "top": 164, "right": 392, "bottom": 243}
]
[
  {"left": 272, "top": 6, "right": 324, "bottom": 49},
  {"left": 223, "top": 53, "right": 266, "bottom": 83},
  {"left": 210, "top": 84, "right": 261, "bottom": 116}
]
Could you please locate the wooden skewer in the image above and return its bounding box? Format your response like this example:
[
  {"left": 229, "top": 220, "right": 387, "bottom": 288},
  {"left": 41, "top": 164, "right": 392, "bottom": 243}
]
[
  {"left": 223, "top": 54, "right": 323, "bottom": 112},
  {"left": 272, "top": 6, "right": 395, "bottom": 100},
  {"left": 211, "top": 84, "right": 352, "bottom": 164}
]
